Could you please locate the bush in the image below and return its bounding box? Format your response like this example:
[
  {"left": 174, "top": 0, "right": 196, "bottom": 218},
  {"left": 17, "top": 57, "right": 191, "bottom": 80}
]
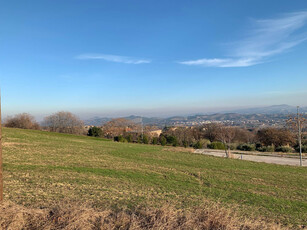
[
  {"left": 114, "top": 135, "right": 127, "bottom": 143},
  {"left": 159, "top": 136, "right": 167, "bottom": 146},
  {"left": 182, "top": 140, "right": 189, "bottom": 148},
  {"left": 295, "top": 145, "right": 307, "bottom": 153},
  {"left": 137, "top": 135, "right": 143, "bottom": 143},
  {"left": 229, "top": 143, "right": 239, "bottom": 150},
  {"left": 4, "top": 113, "right": 40, "bottom": 130},
  {"left": 193, "top": 141, "right": 203, "bottom": 149},
  {"left": 172, "top": 139, "right": 179, "bottom": 147},
  {"left": 199, "top": 139, "right": 211, "bottom": 148},
  {"left": 275, "top": 146, "right": 294, "bottom": 153},
  {"left": 237, "top": 143, "right": 256, "bottom": 151},
  {"left": 207, "top": 142, "right": 226, "bottom": 150},
  {"left": 87, "top": 127, "right": 103, "bottom": 137},
  {"left": 152, "top": 137, "right": 159, "bottom": 145},
  {"left": 166, "top": 135, "right": 178, "bottom": 146},
  {"left": 257, "top": 145, "right": 275, "bottom": 152},
  {"left": 125, "top": 134, "right": 133, "bottom": 143},
  {"left": 142, "top": 135, "right": 149, "bottom": 144}
]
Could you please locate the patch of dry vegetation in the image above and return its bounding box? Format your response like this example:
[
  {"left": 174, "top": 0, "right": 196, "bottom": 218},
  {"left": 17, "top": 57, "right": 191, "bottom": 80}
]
[
  {"left": 163, "top": 146, "right": 195, "bottom": 153},
  {"left": 0, "top": 201, "right": 283, "bottom": 230}
]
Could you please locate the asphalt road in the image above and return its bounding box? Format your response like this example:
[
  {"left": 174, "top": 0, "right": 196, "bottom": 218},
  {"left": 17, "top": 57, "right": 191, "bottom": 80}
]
[{"left": 194, "top": 149, "right": 307, "bottom": 167}]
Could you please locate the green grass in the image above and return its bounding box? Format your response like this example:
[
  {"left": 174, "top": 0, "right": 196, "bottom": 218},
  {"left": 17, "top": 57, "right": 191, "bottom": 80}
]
[{"left": 2, "top": 127, "right": 307, "bottom": 227}]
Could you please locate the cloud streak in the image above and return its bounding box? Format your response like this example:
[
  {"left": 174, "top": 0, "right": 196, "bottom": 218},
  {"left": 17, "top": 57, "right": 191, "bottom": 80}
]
[
  {"left": 179, "top": 58, "right": 261, "bottom": 67},
  {"left": 76, "top": 54, "right": 151, "bottom": 64},
  {"left": 179, "top": 11, "right": 307, "bottom": 67}
]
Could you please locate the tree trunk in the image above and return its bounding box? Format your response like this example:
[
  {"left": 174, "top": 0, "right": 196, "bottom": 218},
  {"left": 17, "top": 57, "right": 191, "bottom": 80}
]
[
  {"left": 223, "top": 142, "right": 229, "bottom": 158},
  {"left": 227, "top": 146, "right": 232, "bottom": 158}
]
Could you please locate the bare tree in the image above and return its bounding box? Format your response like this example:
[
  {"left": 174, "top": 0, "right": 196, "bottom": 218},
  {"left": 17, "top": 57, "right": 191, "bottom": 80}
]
[
  {"left": 4, "top": 113, "right": 40, "bottom": 130},
  {"left": 257, "top": 128, "right": 295, "bottom": 147},
  {"left": 217, "top": 126, "right": 236, "bottom": 158},
  {"left": 202, "top": 123, "right": 221, "bottom": 142},
  {"left": 43, "top": 111, "right": 85, "bottom": 135},
  {"left": 102, "top": 118, "right": 140, "bottom": 138},
  {"left": 233, "top": 128, "right": 256, "bottom": 143},
  {"left": 287, "top": 108, "right": 307, "bottom": 166},
  {"left": 162, "top": 127, "right": 196, "bottom": 147}
]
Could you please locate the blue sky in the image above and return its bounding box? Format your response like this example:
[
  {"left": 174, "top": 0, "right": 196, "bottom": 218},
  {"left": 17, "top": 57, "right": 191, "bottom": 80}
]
[{"left": 1, "top": 0, "right": 307, "bottom": 119}]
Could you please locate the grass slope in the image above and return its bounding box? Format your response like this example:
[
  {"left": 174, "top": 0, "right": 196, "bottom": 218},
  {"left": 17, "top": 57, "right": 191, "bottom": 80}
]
[{"left": 2, "top": 128, "right": 307, "bottom": 227}]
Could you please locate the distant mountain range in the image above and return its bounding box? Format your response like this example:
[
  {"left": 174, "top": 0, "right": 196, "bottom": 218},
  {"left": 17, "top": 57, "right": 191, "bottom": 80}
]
[
  {"left": 84, "top": 115, "right": 164, "bottom": 126},
  {"left": 223, "top": 104, "right": 307, "bottom": 114},
  {"left": 84, "top": 105, "right": 307, "bottom": 127}
]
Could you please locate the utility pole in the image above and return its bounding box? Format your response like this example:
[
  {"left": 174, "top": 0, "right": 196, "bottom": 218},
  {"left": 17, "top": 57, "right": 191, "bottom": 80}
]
[
  {"left": 297, "top": 106, "right": 303, "bottom": 166},
  {"left": 0, "top": 94, "right": 3, "bottom": 201}
]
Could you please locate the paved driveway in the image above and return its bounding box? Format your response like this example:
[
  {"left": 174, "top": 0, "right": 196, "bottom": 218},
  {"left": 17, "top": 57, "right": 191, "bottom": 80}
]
[{"left": 194, "top": 149, "right": 307, "bottom": 167}]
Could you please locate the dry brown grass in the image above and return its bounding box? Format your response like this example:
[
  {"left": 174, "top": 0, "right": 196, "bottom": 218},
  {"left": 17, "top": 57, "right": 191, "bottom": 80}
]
[
  {"left": 0, "top": 201, "right": 284, "bottom": 230},
  {"left": 163, "top": 146, "right": 195, "bottom": 153}
]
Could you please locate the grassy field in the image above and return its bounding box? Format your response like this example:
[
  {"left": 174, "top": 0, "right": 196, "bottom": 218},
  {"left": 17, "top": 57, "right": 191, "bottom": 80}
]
[{"left": 2, "top": 128, "right": 307, "bottom": 228}]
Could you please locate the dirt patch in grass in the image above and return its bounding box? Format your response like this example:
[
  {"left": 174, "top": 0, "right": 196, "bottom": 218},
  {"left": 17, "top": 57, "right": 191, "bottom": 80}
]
[
  {"left": 163, "top": 146, "right": 194, "bottom": 153},
  {"left": 2, "top": 142, "right": 32, "bottom": 147},
  {"left": 0, "top": 201, "right": 285, "bottom": 230}
]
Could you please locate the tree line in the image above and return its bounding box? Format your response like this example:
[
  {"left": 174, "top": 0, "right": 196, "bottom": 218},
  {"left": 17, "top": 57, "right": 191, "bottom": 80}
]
[
  {"left": 94, "top": 118, "right": 306, "bottom": 154},
  {"left": 3, "top": 112, "right": 307, "bottom": 154},
  {"left": 4, "top": 112, "right": 85, "bottom": 135}
]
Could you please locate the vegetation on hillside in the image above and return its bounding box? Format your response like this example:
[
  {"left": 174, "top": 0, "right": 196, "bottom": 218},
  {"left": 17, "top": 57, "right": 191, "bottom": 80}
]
[
  {"left": 0, "top": 201, "right": 283, "bottom": 230},
  {"left": 2, "top": 128, "right": 307, "bottom": 228},
  {"left": 4, "top": 111, "right": 307, "bottom": 154},
  {"left": 4, "top": 113, "right": 40, "bottom": 130}
]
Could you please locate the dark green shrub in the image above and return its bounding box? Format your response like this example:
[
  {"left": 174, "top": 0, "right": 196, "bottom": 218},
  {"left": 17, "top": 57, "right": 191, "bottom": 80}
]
[
  {"left": 275, "top": 146, "right": 294, "bottom": 153},
  {"left": 114, "top": 135, "right": 127, "bottom": 143},
  {"left": 295, "top": 145, "right": 307, "bottom": 153},
  {"left": 193, "top": 141, "right": 203, "bottom": 149},
  {"left": 172, "top": 139, "right": 179, "bottom": 147},
  {"left": 207, "top": 142, "right": 226, "bottom": 150},
  {"left": 166, "top": 135, "right": 177, "bottom": 145},
  {"left": 159, "top": 136, "right": 167, "bottom": 146},
  {"left": 237, "top": 143, "right": 256, "bottom": 151},
  {"left": 256, "top": 143, "right": 262, "bottom": 149},
  {"left": 182, "top": 140, "right": 189, "bottom": 148},
  {"left": 125, "top": 134, "right": 133, "bottom": 143},
  {"left": 257, "top": 145, "right": 275, "bottom": 152},
  {"left": 142, "top": 135, "right": 149, "bottom": 144},
  {"left": 152, "top": 137, "right": 159, "bottom": 145},
  {"left": 87, "top": 126, "right": 103, "bottom": 137}
]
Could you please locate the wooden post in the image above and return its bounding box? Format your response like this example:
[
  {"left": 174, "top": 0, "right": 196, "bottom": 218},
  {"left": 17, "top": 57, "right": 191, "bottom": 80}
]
[{"left": 0, "top": 94, "right": 3, "bottom": 201}]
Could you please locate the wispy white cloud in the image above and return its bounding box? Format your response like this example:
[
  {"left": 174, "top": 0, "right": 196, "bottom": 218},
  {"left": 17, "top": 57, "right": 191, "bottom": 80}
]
[
  {"left": 179, "top": 11, "right": 307, "bottom": 67},
  {"left": 76, "top": 53, "right": 151, "bottom": 64},
  {"left": 179, "top": 58, "right": 261, "bottom": 67}
]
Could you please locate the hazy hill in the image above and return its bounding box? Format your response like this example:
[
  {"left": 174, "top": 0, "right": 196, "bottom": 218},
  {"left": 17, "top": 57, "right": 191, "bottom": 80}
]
[
  {"left": 84, "top": 105, "right": 306, "bottom": 127},
  {"left": 84, "top": 115, "right": 164, "bottom": 126},
  {"left": 225, "top": 104, "right": 307, "bottom": 114}
]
